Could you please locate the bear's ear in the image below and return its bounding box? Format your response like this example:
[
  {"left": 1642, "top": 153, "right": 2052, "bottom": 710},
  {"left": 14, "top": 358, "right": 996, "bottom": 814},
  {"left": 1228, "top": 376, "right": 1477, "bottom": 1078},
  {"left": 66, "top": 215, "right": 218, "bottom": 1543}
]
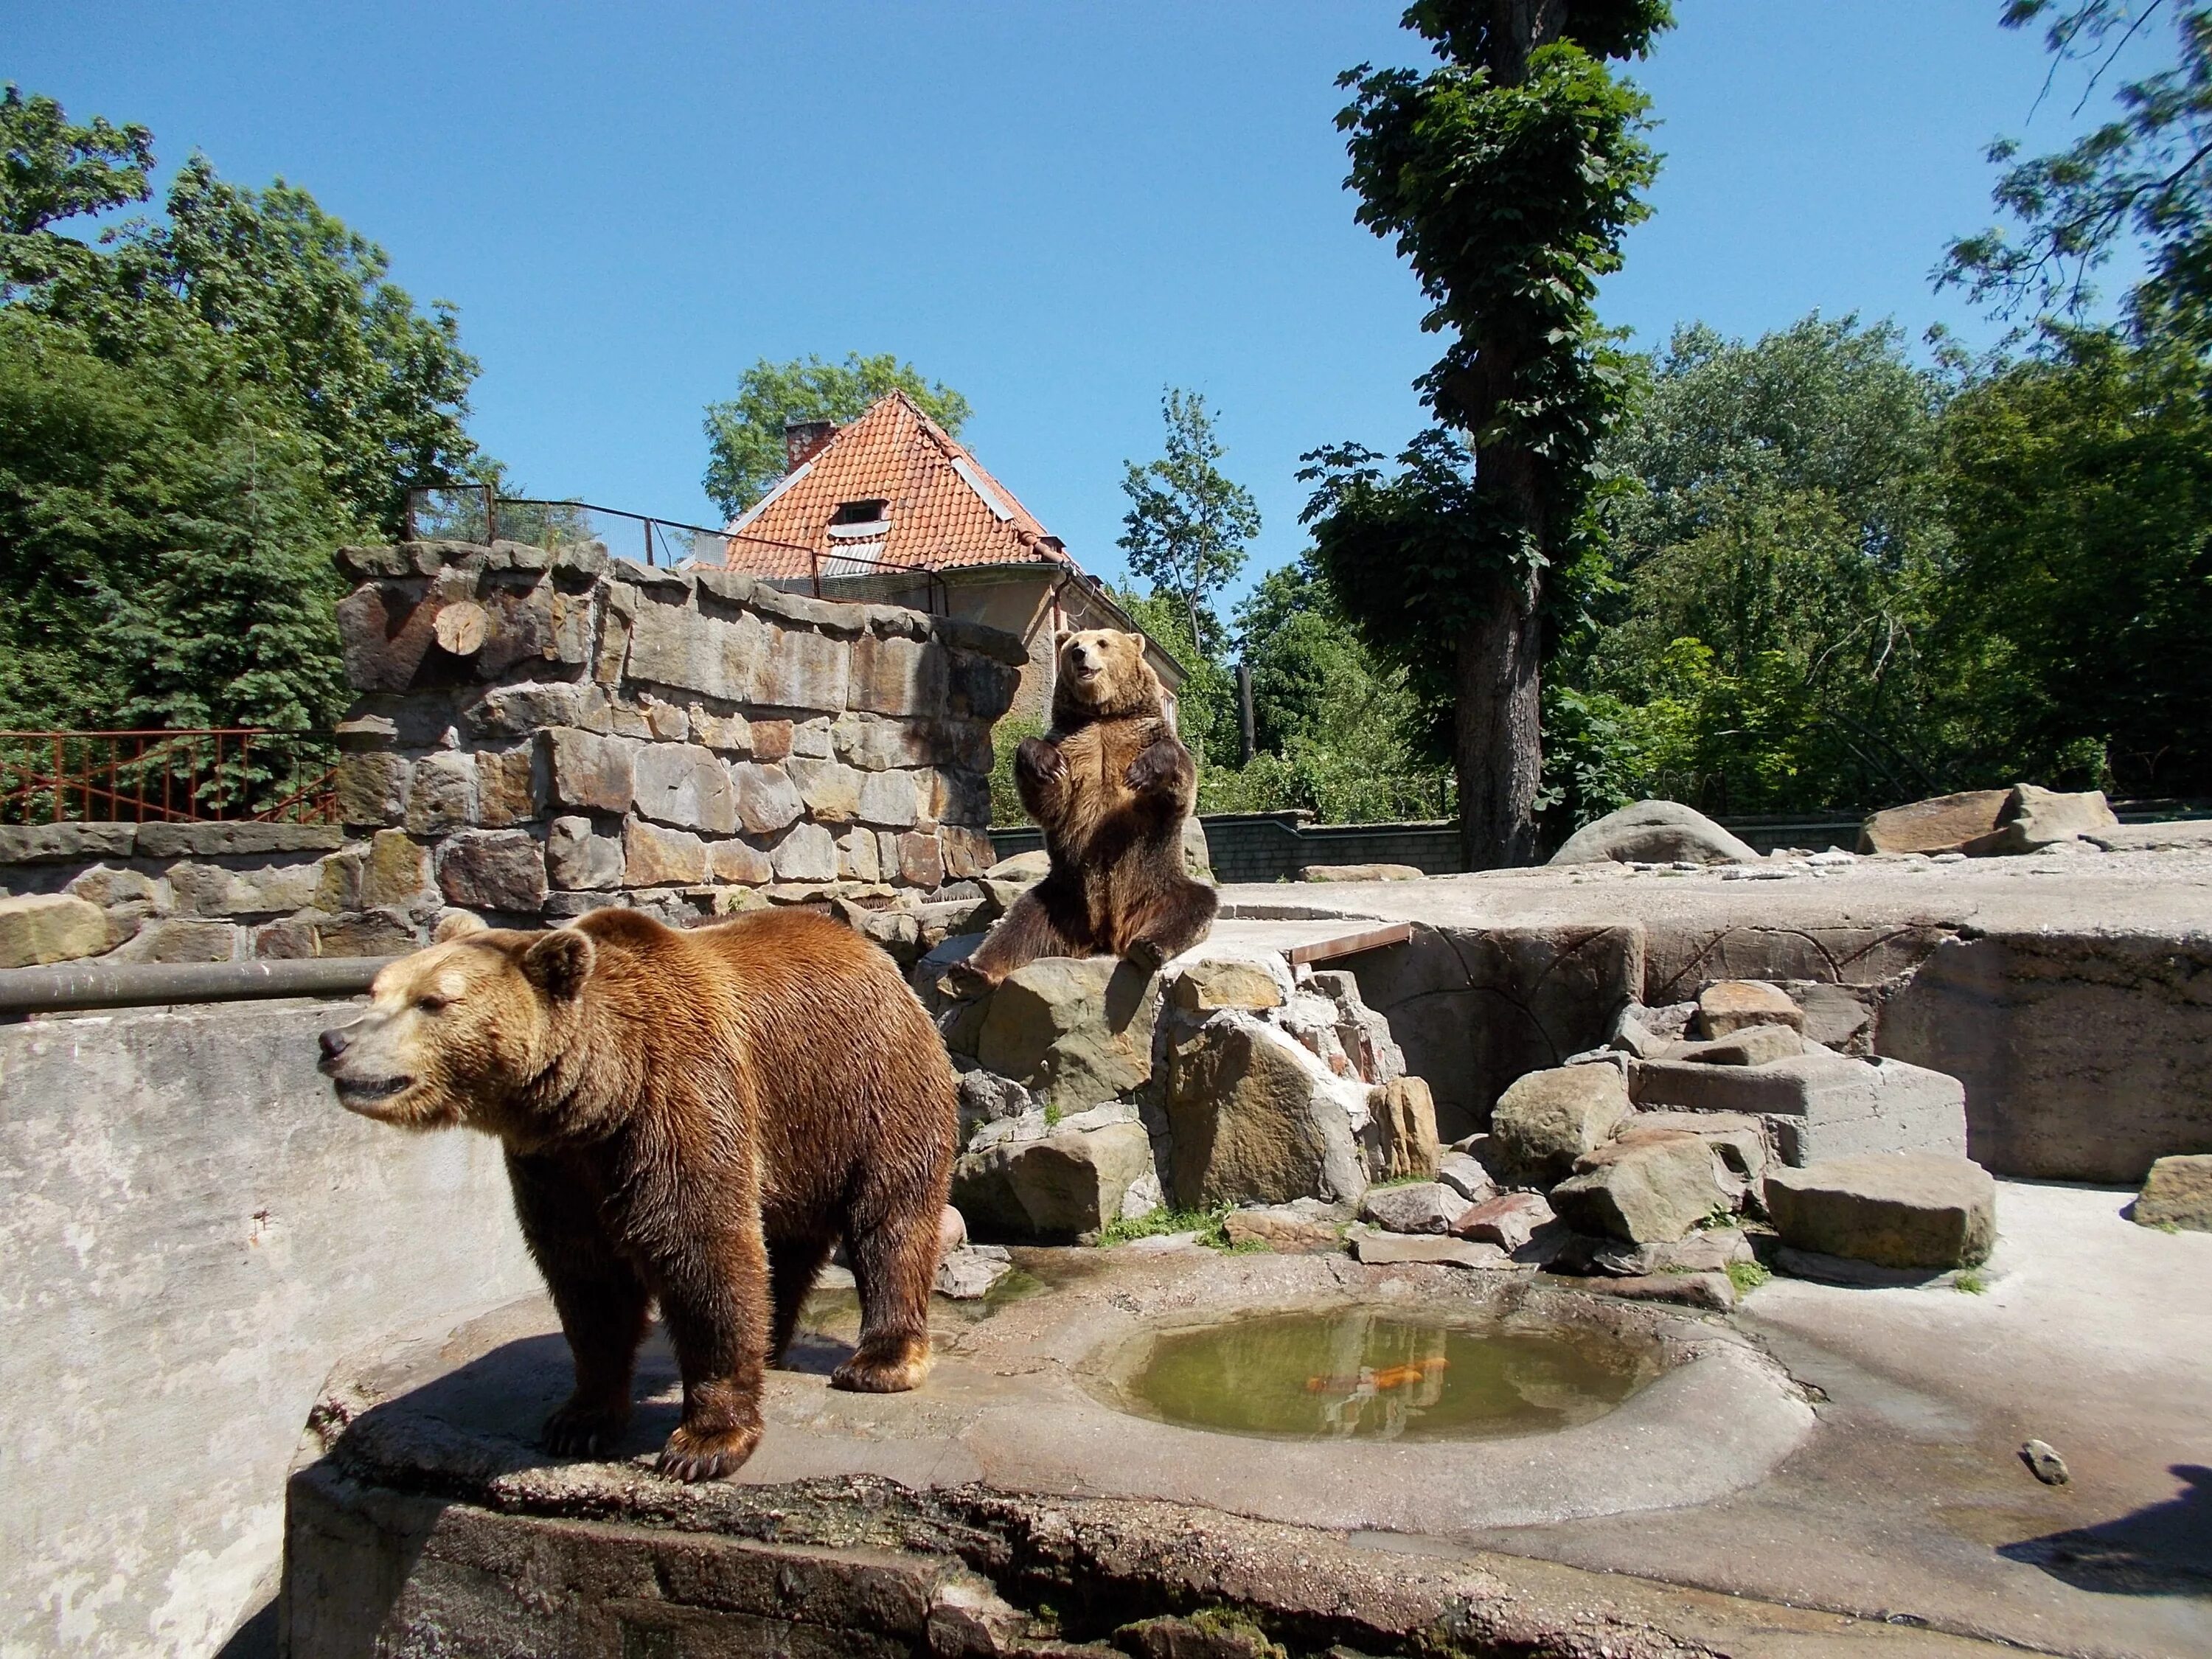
[
  {"left": 1054, "top": 627, "right": 1074, "bottom": 650},
  {"left": 434, "top": 911, "right": 488, "bottom": 942},
  {"left": 521, "top": 929, "right": 595, "bottom": 1003}
]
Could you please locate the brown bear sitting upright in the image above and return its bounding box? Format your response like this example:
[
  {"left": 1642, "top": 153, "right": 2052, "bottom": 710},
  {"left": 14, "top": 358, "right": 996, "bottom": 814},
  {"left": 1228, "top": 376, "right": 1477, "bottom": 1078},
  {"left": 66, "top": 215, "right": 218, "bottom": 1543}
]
[
  {"left": 316, "top": 905, "right": 956, "bottom": 1483},
  {"left": 956, "top": 627, "right": 1217, "bottom": 990}
]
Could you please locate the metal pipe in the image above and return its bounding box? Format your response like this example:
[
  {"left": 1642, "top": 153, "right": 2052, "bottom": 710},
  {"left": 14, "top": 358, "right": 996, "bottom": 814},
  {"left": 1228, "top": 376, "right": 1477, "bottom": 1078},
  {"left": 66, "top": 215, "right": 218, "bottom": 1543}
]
[{"left": 0, "top": 956, "right": 399, "bottom": 1016}]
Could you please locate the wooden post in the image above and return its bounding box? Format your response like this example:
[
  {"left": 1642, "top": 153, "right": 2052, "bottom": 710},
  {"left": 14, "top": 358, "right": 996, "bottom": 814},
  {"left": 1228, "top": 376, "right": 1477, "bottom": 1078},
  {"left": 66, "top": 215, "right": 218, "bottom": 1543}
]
[{"left": 1237, "top": 661, "right": 1256, "bottom": 765}]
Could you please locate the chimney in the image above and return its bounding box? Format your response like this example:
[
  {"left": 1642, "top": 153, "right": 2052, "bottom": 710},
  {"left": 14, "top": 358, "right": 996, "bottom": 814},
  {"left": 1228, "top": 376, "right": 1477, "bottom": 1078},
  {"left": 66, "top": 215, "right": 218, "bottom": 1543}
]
[{"left": 785, "top": 419, "right": 836, "bottom": 473}]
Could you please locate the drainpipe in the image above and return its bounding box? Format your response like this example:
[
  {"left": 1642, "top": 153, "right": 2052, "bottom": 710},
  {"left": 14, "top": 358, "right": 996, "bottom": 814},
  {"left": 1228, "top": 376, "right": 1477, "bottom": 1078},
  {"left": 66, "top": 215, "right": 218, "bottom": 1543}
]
[{"left": 0, "top": 956, "right": 397, "bottom": 1016}]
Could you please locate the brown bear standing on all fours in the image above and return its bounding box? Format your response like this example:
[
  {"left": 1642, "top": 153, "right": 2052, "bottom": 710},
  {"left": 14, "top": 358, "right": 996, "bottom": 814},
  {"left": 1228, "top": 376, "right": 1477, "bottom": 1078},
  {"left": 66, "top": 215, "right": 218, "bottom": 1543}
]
[
  {"left": 950, "top": 627, "right": 1217, "bottom": 993},
  {"left": 316, "top": 905, "right": 957, "bottom": 1483}
]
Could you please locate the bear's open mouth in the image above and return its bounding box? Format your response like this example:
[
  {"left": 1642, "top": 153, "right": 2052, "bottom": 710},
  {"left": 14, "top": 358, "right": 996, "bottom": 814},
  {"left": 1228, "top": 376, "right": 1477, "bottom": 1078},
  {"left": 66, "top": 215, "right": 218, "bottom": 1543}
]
[{"left": 333, "top": 1074, "right": 413, "bottom": 1106}]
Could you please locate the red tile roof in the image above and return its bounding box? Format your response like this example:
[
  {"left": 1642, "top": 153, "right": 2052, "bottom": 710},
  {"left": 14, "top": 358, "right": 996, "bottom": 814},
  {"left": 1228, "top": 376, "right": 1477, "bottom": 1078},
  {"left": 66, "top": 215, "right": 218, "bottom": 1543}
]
[{"left": 721, "top": 392, "right": 1072, "bottom": 580}]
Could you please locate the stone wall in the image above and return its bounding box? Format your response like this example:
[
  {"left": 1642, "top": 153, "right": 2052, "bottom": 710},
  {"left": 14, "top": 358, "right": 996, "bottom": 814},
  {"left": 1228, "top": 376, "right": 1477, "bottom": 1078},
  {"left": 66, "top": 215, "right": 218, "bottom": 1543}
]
[{"left": 0, "top": 540, "right": 1026, "bottom": 969}]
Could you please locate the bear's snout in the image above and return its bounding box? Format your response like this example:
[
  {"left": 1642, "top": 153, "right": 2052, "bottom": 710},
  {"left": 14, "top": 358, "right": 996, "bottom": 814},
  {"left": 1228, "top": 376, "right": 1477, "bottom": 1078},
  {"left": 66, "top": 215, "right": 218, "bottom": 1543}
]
[{"left": 318, "top": 1026, "right": 351, "bottom": 1065}]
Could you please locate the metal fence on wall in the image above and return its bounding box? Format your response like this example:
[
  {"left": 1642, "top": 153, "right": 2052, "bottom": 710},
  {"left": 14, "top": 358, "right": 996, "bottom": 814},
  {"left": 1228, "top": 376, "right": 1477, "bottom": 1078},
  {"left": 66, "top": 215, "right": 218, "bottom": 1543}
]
[
  {"left": 0, "top": 731, "right": 338, "bottom": 826},
  {"left": 403, "top": 486, "right": 947, "bottom": 612}
]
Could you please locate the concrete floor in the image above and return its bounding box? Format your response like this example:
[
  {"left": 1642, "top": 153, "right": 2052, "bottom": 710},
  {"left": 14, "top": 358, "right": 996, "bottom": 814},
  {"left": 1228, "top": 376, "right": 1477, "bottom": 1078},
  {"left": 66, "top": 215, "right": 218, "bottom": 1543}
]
[{"left": 297, "top": 1180, "right": 2210, "bottom": 1658}]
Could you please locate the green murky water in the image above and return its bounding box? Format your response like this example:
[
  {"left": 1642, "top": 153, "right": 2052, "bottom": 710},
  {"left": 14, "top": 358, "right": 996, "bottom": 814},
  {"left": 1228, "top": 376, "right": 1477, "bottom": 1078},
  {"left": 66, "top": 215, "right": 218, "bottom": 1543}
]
[{"left": 1115, "top": 1308, "right": 1655, "bottom": 1442}]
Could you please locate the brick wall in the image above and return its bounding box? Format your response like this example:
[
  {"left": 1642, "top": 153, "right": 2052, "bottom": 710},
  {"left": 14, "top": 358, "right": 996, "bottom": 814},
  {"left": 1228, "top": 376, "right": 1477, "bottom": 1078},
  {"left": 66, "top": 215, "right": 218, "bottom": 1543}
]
[{"left": 0, "top": 539, "right": 1024, "bottom": 969}]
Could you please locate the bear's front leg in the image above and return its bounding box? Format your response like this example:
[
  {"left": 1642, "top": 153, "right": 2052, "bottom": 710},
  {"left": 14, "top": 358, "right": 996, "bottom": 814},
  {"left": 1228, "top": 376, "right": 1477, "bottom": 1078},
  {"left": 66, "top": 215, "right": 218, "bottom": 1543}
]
[
  {"left": 1014, "top": 735, "right": 1074, "bottom": 826},
  {"left": 1122, "top": 737, "right": 1194, "bottom": 804},
  {"left": 507, "top": 1151, "right": 652, "bottom": 1460},
  {"left": 655, "top": 1225, "right": 771, "bottom": 1482}
]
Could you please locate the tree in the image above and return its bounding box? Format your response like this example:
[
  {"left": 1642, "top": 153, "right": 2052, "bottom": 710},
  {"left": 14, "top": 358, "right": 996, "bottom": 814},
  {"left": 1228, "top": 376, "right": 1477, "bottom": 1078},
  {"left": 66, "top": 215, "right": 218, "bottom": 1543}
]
[
  {"left": 1941, "top": 3, "right": 2212, "bottom": 330},
  {"left": 1304, "top": 1, "right": 1669, "bottom": 868},
  {"left": 1117, "top": 389, "right": 1262, "bottom": 656},
  {"left": 2, "top": 86, "right": 482, "bottom": 538},
  {"left": 702, "top": 352, "right": 971, "bottom": 518}
]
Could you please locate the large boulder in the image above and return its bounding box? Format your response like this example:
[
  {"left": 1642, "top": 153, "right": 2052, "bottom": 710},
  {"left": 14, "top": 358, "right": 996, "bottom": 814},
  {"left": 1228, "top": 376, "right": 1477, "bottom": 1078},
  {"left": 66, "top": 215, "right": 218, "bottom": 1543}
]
[
  {"left": 0, "top": 892, "right": 111, "bottom": 968},
  {"left": 1966, "top": 784, "right": 2119, "bottom": 856},
  {"left": 1365, "top": 1077, "right": 1441, "bottom": 1180},
  {"left": 975, "top": 956, "right": 1162, "bottom": 1113},
  {"left": 1489, "top": 1065, "right": 1632, "bottom": 1188},
  {"left": 950, "top": 1106, "right": 1156, "bottom": 1239},
  {"left": 1548, "top": 800, "right": 1761, "bottom": 867},
  {"left": 1548, "top": 1129, "right": 1736, "bottom": 1244},
  {"left": 1765, "top": 1152, "right": 1997, "bottom": 1269},
  {"left": 1697, "top": 980, "right": 1804, "bottom": 1038},
  {"left": 1168, "top": 1009, "right": 1371, "bottom": 1208},
  {"left": 1859, "top": 789, "right": 2011, "bottom": 855},
  {"left": 2132, "top": 1154, "right": 2212, "bottom": 1233},
  {"left": 1453, "top": 1191, "right": 1555, "bottom": 1251}
]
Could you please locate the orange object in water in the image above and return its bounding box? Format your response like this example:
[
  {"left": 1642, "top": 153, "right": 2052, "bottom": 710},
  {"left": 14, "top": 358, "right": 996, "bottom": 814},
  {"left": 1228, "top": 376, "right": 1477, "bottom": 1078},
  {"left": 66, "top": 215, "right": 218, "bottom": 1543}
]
[{"left": 1306, "top": 1356, "right": 1449, "bottom": 1394}]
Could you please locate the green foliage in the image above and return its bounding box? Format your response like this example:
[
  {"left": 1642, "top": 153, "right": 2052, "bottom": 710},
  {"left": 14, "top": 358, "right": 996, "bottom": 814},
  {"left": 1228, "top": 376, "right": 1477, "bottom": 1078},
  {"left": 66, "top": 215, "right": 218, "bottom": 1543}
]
[
  {"left": 1094, "top": 1203, "right": 1234, "bottom": 1249},
  {"left": 1118, "top": 389, "right": 1261, "bottom": 653},
  {"left": 1938, "top": 323, "right": 2212, "bottom": 793},
  {"left": 1942, "top": 4, "right": 2212, "bottom": 330},
  {"left": 1726, "top": 1259, "right": 1771, "bottom": 1295},
  {"left": 1954, "top": 1270, "right": 1989, "bottom": 1295},
  {"left": 988, "top": 714, "right": 1046, "bottom": 829},
  {"left": 701, "top": 352, "right": 970, "bottom": 518},
  {"left": 0, "top": 312, "right": 354, "bottom": 731},
  {"left": 0, "top": 86, "right": 484, "bottom": 732}
]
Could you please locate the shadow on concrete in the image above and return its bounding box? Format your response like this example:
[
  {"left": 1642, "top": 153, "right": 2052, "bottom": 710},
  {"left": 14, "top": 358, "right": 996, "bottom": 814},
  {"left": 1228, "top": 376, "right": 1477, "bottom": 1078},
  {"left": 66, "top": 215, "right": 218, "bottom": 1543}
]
[
  {"left": 1998, "top": 1464, "right": 2212, "bottom": 1596},
  {"left": 213, "top": 1598, "right": 276, "bottom": 1659}
]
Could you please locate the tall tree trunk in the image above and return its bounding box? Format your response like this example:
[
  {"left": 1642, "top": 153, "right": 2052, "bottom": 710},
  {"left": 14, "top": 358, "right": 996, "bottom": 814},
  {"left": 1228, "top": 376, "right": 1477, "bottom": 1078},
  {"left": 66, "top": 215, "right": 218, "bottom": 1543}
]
[{"left": 1455, "top": 572, "right": 1543, "bottom": 869}]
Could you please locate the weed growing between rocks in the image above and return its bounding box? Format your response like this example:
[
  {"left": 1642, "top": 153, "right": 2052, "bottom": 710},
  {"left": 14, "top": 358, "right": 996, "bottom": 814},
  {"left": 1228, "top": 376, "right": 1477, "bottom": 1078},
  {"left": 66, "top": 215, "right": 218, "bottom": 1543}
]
[
  {"left": 1955, "top": 1270, "right": 1989, "bottom": 1295},
  {"left": 1727, "top": 1259, "right": 1772, "bottom": 1295},
  {"left": 1093, "top": 1203, "right": 1268, "bottom": 1252}
]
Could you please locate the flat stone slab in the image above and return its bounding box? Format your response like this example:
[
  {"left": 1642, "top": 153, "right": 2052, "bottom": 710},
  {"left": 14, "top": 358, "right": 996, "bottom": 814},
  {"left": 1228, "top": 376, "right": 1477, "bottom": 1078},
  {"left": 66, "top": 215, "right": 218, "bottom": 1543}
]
[
  {"left": 1630, "top": 1050, "right": 1967, "bottom": 1166},
  {"left": 1766, "top": 1153, "right": 1997, "bottom": 1270}
]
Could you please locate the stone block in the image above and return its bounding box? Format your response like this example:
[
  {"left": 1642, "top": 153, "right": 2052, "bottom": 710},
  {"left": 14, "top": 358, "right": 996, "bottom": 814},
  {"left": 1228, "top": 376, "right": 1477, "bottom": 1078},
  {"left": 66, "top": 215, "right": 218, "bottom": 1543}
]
[
  {"left": 1765, "top": 1153, "right": 1997, "bottom": 1269},
  {"left": 1489, "top": 1065, "right": 1632, "bottom": 1188},
  {"left": 1548, "top": 1130, "right": 1734, "bottom": 1244},
  {"left": 1301, "top": 863, "right": 1425, "bottom": 882},
  {"left": 833, "top": 714, "right": 932, "bottom": 771},
  {"left": 751, "top": 625, "right": 849, "bottom": 712},
  {"left": 790, "top": 718, "right": 834, "bottom": 759},
  {"left": 461, "top": 680, "right": 585, "bottom": 738},
  {"left": 540, "top": 727, "right": 636, "bottom": 815},
  {"left": 1169, "top": 951, "right": 1290, "bottom": 1014},
  {"left": 0, "top": 822, "right": 139, "bottom": 863},
  {"left": 839, "top": 827, "right": 882, "bottom": 883},
  {"left": 634, "top": 743, "right": 738, "bottom": 834},
  {"left": 897, "top": 830, "right": 944, "bottom": 889},
  {"left": 307, "top": 908, "right": 422, "bottom": 958},
  {"left": 641, "top": 698, "right": 690, "bottom": 740},
  {"left": 1603, "top": 1272, "right": 1737, "bottom": 1311},
  {"left": 167, "top": 858, "right": 324, "bottom": 918},
  {"left": 978, "top": 956, "right": 1162, "bottom": 1114},
  {"left": 2134, "top": 1154, "right": 2212, "bottom": 1232},
  {"left": 940, "top": 826, "right": 995, "bottom": 882},
  {"left": 1575, "top": 1228, "right": 1751, "bottom": 1279},
  {"left": 1222, "top": 1201, "right": 1345, "bottom": 1254},
  {"left": 731, "top": 762, "right": 806, "bottom": 835},
  {"left": 935, "top": 1244, "right": 1014, "bottom": 1299},
  {"left": 1627, "top": 1110, "right": 1770, "bottom": 1203},
  {"left": 1366, "top": 1077, "right": 1441, "bottom": 1180},
  {"left": 1968, "top": 784, "right": 2121, "bottom": 855},
  {"left": 435, "top": 830, "right": 548, "bottom": 912},
  {"left": 945, "top": 648, "right": 1021, "bottom": 722},
  {"left": 1630, "top": 1050, "right": 1968, "bottom": 1166},
  {"left": 1358, "top": 1180, "right": 1470, "bottom": 1235},
  {"left": 111, "top": 917, "right": 239, "bottom": 962},
  {"left": 1436, "top": 1151, "right": 1494, "bottom": 1203},
  {"left": 785, "top": 757, "right": 865, "bottom": 824},
  {"left": 65, "top": 866, "right": 164, "bottom": 909},
  {"left": 1453, "top": 1191, "right": 1555, "bottom": 1251},
  {"left": 1168, "top": 1008, "right": 1370, "bottom": 1208},
  {"left": 1349, "top": 1229, "right": 1508, "bottom": 1269},
  {"left": 770, "top": 822, "right": 838, "bottom": 882},
  {"left": 858, "top": 770, "right": 920, "bottom": 828},
  {"left": 335, "top": 751, "right": 410, "bottom": 828},
  {"left": 403, "top": 750, "right": 476, "bottom": 835},
  {"left": 546, "top": 816, "right": 623, "bottom": 890},
  {"left": 749, "top": 718, "right": 793, "bottom": 761},
  {"left": 709, "top": 838, "right": 774, "bottom": 886},
  {"left": 473, "top": 745, "right": 538, "bottom": 827},
  {"left": 625, "top": 821, "right": 710, "bottom": 886},
  {"left": 1697, "top": 979, "right": 1804, "bottom": 1038},
  {"left": 951, "top": 1112, "right": 1155, "bottom": 1239},
  {"left": 0, "top": 893, "right": 111, "bottom": 967},
  {"left": 690, "top": 708, "right": 751, "bottom": 752},
  {"left": 132, "top": 822, "right": 346, "bottom": 858},
  {"left": 1678, "top": 1025, "right": 1804, "bottom": 1065},
  {"left": 1860, "top": 789, "right": 2010, "bottom": 855},
  {"left": 625, "top": 595, "right": 764, "bottom": 703},
  {"left": 849, "top": 633, "right": 950, "bottom": 717}
]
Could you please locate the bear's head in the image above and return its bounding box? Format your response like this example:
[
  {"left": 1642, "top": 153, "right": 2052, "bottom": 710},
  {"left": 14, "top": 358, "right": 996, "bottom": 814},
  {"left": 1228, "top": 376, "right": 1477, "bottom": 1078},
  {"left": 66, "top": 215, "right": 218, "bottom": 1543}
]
[
  {"left": 316, "top": 912, "right": 596, "bottom": 1143},
  {"left": 1053, "top": 627, "right": 1161, "bottom": 722}
]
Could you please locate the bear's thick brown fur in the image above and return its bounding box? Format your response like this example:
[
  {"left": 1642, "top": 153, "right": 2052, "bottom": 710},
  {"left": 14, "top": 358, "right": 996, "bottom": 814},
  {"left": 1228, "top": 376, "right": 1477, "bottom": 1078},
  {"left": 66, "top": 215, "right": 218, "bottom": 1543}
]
[
  {"left": 958, "top": 627, "right": 1217, "bottom": 989},
  {"left": 317, "top": 905, "right": 956, "bottom": 1482}
]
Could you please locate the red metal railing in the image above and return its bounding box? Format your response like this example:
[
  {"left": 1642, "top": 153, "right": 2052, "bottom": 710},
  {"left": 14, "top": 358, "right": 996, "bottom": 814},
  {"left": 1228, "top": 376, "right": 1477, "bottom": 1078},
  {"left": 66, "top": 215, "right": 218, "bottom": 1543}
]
[{"left": 0, "top": 731, "right": 338, "bottom": 826}]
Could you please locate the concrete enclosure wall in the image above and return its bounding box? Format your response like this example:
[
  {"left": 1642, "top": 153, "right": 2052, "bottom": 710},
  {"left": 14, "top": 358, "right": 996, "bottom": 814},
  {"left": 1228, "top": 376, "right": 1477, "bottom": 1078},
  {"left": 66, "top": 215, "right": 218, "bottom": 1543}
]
[{"left": 0, "top": 998, "right": 540, "bottom": 1658}]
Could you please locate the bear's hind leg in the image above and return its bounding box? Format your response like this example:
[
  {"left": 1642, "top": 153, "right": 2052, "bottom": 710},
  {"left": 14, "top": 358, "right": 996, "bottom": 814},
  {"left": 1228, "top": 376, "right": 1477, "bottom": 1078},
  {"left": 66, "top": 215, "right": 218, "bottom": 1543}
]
[
  {"left": 1121, "top": 877, "right": 1220, "bottom": 972},
  {"left": 765, "top": 1230, "right": 835, "bottom": 1366},
  {"left": 948, "top": 886, "right": 1085, "bottom": 993},
  {"left": 836, "top": 1201, "right": 941, "bottom": 1394}
]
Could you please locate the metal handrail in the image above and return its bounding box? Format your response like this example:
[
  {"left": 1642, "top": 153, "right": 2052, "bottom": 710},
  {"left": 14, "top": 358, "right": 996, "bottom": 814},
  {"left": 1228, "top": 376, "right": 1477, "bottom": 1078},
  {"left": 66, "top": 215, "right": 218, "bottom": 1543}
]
[{"left": 0, "top": 729, "right": 338, "bottom": 826}]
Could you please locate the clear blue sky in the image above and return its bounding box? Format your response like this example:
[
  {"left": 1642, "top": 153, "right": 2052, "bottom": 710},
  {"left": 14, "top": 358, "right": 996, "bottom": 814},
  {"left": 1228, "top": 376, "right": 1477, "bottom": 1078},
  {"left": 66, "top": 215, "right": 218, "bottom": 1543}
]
[{"left": 7, "top": 2, "right": 2126, "bottom": 603}]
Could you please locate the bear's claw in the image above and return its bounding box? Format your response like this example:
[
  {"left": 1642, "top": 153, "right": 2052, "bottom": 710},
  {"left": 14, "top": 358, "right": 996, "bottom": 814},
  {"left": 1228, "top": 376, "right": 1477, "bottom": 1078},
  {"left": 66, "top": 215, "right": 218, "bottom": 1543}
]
[{"left": 657, "top": 1420, "right": 761, "bottom": 1483}]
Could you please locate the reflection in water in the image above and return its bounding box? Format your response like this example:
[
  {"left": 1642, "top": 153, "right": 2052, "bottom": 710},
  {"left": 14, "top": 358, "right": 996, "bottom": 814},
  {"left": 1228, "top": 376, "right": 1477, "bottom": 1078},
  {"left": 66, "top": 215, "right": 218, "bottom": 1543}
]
[{"left": 1124, "top": 1308, "right": 1650, "bottom": 1441}]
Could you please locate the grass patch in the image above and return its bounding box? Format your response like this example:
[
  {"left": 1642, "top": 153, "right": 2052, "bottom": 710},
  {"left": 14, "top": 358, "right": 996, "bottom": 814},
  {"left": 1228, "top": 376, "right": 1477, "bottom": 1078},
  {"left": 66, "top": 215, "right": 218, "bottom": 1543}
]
[
  {"left": 1096, "top": 1203, "right": 1233, "bottom": 1249},
  {"left": 1953, "top": 1269, "right": 1989, "bottom": 1295},
  {"left": 1726, "top": 1259, "right": 1772, "bottom": 1295},
  {"left": 1040, "top": 1101, "right": 1062, "bottom": 1129}
]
